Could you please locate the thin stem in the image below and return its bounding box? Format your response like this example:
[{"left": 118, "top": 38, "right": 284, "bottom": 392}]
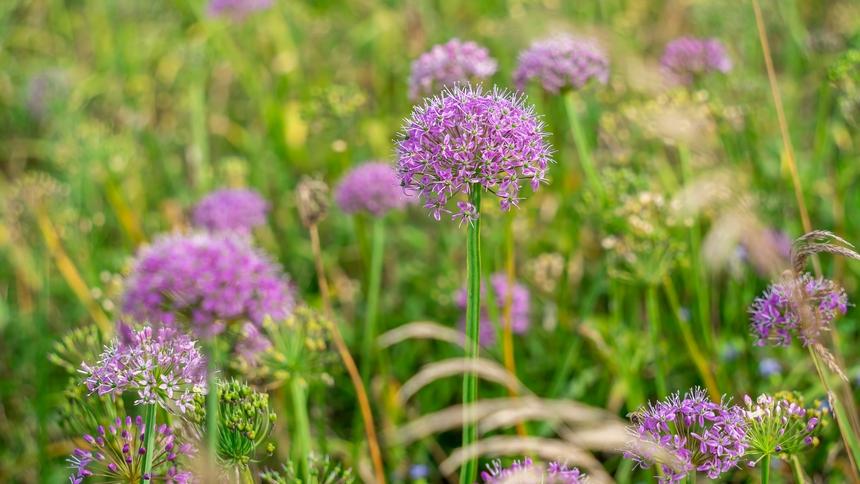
[
  {"left": 308, "top": 224, "right": 332, "bottom": 313},
  {"left": 761, "top": 454, "right": 771, "bottom": 484},
  {"left": 501, "top": 214, "right": 527, "bottom": 437},
  {"left": 790, "top": 455, "right": 806, "bottom": 484},
  {"left": 141, "top": 403, "right": 157, "bottom": 483},
  {"left": 808, "top": 347, "right": 860, "bottom": 476},
  {"left": 460, "top": 187, "right": 482, "bottom": 484},
  {"left": 240, "top": 465, "right": 255, "bottom": 484},
  {"left": 360, "top": 216, "right": 386, "bottom": 384},
  {"left": 645, "top": 285, "right": 667, "bottom": 397},
  {"left": 562, "top": 91, "right": 603, "bottom": 198},
  {"left": 206, "top": 342, "right": 219, "bottom": 461},
  {"left": 289, "top": 378, "right": 312, "bottom": 483}
]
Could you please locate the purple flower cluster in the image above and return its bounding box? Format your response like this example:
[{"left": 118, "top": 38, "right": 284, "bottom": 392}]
[
  {"left": 660, "top": 37, "right": 732, "bottom": 85},
  {"left": 625, "top": 387, "right": 748, "bottom": 483},
  {"left": 122, "top": 233, "right": 295, "bottom": 338},
  {"left": 513, "top": 34, "right": 610, "bottom": 93},
  {"left": 455, "top": 273, "right": 530, "bottom": 346},
  {"left": 68, "top": 415, "right": 194, "bottom": 483},
  {"left": 743, "top": 393, "right": 821, "bottom": 459},
  {"left": 80, "top": 326, "right": 207, "bottom": 414},
  {"left": 408, "top": 39, "right": 498, "bottom": 100},
  {"left": 749, "top": 272, "right": 848, "bottom": 346},
  {"left": 192, "top": 188, "right": 270, "bottom": 234},
  {"left": 481, "top": 458, "right": 586, "bottom": 483},
  {"left": 207, "top": 0, "right": 272, "bottom": 18},
  {"left": 335, "top": 162, "right": 413, "bottom": 217},
  {"left": 396, "top": 85, "right": 552, "bottom": 223}
]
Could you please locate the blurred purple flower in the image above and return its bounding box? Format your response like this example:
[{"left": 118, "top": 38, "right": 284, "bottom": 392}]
[
  {"left": 456, "top": 272, "right": 530, "bottom": 346},
  {"left": 68, "top": 415, "right": 194, "bottom": 483},
  {"left": 749, "top": 272, "right": 848, "bottom": 347},
  {"left": 625, "top": 387, "right": 748, "bottom": 483},
  {"left": 408, "top": 39, "right": 497, "bottom": 100},
  {"left": 396, "top": 85, "right": 552, "bottom": 223},
  {"left": 758, "top": 357, "right": 781, "bottom": 377},
  {"left": 122, "top": 233, "right": 295, "bottom": 339},
  {"left": 513, "top": 34, "right": 609, "bottom": 93},
  {"left": 207, "top": 0, "right": 272, "bottom": 18},
  {"left": 660, "top": 37, "right": 732, "bottom": 85},
  {"left": 481, "top": 457, "right": 586, "bottom": 483},
  {"left": 80, "top": 326, "right": 206, "bottom": 414},
  {"left": 335, "top": 162, "right": 413, "bottom": 217},
  {"left": 192, "top": 188, "right": 270, "bottom": 234}
]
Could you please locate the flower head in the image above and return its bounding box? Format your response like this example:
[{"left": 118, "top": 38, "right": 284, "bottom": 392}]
[
  {"left": 68, "top": 415, "right": 194, "bottom": 483},
  {"left": 743, "top": 392, "right": 825, "bottom": 462},
  {"left": 660, "top": 37, "right": 732, "bottom": 85},
  {"left": 192, "top": 188, "right": 269, "bottom": 234},
  {"left": 335, "top": 162, "right": 413, "bottom": 217},
  {"left": 296, "top": 177, "right": 330, "bottom": 227},
  {"left": 481, "top": 458, "right": 587, "bottom": 483},
  {"left": 513, "top": 34, "right": 609, "bottom": 93},
  {"left": 122, "top": 233, "right": 295, "bottom": 338},
  {"left": 625, "top": 387, "right": 748, "bottom": 483},
  {"left": 408, "top": 39, "right": 497, "bottom": 100},
  {"left": 455, "top": 272, "right": 530, "bottom": 346},
  {"left": 396, "top": 85, "right": 552, "bottom": 223},
  {"left": 207, "top": 0, "right": 272, "bottom": 18},
  {"left": 749, "top": 272, "right": 848, "bottom": 347},
  {"left": 80, "top": 326, "right": 207, "bottom": 414}
]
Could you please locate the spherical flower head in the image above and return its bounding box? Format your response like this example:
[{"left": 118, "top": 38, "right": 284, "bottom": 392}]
[
  {"left": 207, "top": 0, "right": 272, "bottom": 19},
  {"left": 80, "top": 325, "right": 207, "bottom": 414},
  {"left": 408, "top": 39, "right": 498, "bottom": 100},
  {"left": 625, "top": 387, "right": 748, "bottom": 483},
  {"left": 335, "top": 162, "right": 414, "bottom": 217},
  {"left": 660, "top": 37, "right": 732, "bottom": 85},
  {"left": 396, "top": 85, "right": 552, "bottom": 224},
  {"left": 68, "top": 415, "right": 194, "bottom": 483},
  {"left": 192, "top": 188, "right": 269, "bottom": 234},
  {"left": 455, "top": 272, "right": 530, "bottom": 346},
  {"left": 122, "top": 232, "right": 295, "bottom": 338},
  {"left": 296, "top": 177, "right": 330, "bottom": 227},
  {"left": 743, "top": 392, "right": 824, "bottom": 462},
  {"left": 481, "top": 458, "right": 587, "bottom": 483},
  {"left": 513, "top": 34, "right": 609, "bottom": 93},
  {"left": 749, "top": 272, "right": 848, "bottom": 347}
]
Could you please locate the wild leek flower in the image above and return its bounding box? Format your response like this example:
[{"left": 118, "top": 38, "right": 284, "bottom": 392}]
[
  {"left": 192, "top": 188, "right": 269, "bottom": 234},
  {"left": 455, "top": 272, "right": 531, "bottom": 346},
  {"left": 334, "top": 162, "right": 413, "bottom": 217},
  {"left": 122, "top": 233, "right": 295, "bottom": 338},
  {"left": 743, "top": 392, "right": 824, "bottom": 463},
  {"left": 207, "top": 0, "right": 272, "bottom": 18},
  {"left": 408, "top": 39, "right": 498, "bottom": 100},
  {"left": 513, "top": 34, "right": 609, "bottom": 93},
  {"left": 260, "top": 454, "right": 355, "bottom": 483},
  {"left": 296, "top": 177, "right": 331, "bottom": 228},
  {"left": 660, "top": 37, "right": 732, "bottom": 85},
  {"left": 49, "top": 325, "right": 105, "bottom": 375},
  {"left": 481, "top": 458, "right": 587, "bottom": 483},
  {"left": 749, "top": 272, "right": 848, "bottom": 347},
  {"left": 68, "top": 415, "right": 194, "bottom": 483},
  {"left": 80, "top": 326, "right": 207, "bottom": 414},
  {"left": 396, "top": 85, "right": 552, "bottom": 223},
  {"left": 625, "top": 387, "right": 747, "bottom": 483}
]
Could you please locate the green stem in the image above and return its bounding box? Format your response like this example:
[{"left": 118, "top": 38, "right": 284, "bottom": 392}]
[
  {"left": 206, "top": 342, "right": 219, "bottom": 461},
  {"left": 460, "top": 187, "right": 482, "bottom": 484},
  {"left": 289, "top": 378, "right": 312, "bottom": 483},
  {"left": 360, "top": 216, "right": 385, "bottom": 384},
  {"left": 761, "top": 454, "right": 771, "bottom": 484},
  {"left": 563, "top": 91, "right": 603, "bottom": 198},
  {"left": 790, "top": 455, "right": 806, "bottom": 484},
  {"left": 141, "top": 403, "right": 157, "bottom": 483},
  {"left": 645, "top": 285, "right": 667, "bottom": 397},
  {"left": 240, "top": 465, "right": 255, "bottom": 484},
  {"left": 809, "top": 348, "right": 860, "bottom": 475},
  {"left": 687, "top": 472, "right": 696, "bottom": 484}
]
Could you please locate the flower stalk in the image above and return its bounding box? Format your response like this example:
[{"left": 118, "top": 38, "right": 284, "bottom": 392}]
[
  {"left": 206, "top": 342, "right": 219, "bottom": 461},
  {"left": 460, "top": 186, "right": 482, "bottom": 484},
  {"left": 563, "top": 91, "right": 603, "bottom": 199},
  {"left": 289, "top": 378, "right": 312, "bottom": 483},
  {"left": 141, "top": 403, "right": 157, "bottom": 483},
  {"left": 360, "top": 216, "right": 386, "bottom": 384}
]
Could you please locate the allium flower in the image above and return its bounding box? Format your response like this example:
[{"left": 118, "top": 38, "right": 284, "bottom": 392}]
[
  {"left": 207, "top": 0, "right": 272, "bottom": 18},
  {"left": 335, "top": 162, "right": 413, "bottom": 217},
  {"left": 192, "top": 188, "right": 269, "bottom": 234},
  {"left": 481, "top": 458, "right": 587, "bottom": 483},
  {"left": 749, "top": 272, "right": 848, "bottom": 347},
  {"left": 122, "top": 233, "right": 295, "bottom": 338},
  {"left": 396, "top": 85, "right": 552, "bottom": 223},
  {"left": 408, "top": 39, "right": 498, "bottom": 100},
  {"left": 513, "top": 34, "right": 609, "bottom": 93},
  {"left": 296, "top": 177, "right": 330, "bottom": 227},
  {"left": 743, "top": 392, "right": 824, "bottom": 462},
  {"left": 660, "top": 37, "right": 732, "bottom": 85},
  {"left": 455, "top": 273, "right": 530, "bottom": 346},
  {"left": 625, "top": 387, "right": 748, "bottom": 483},
  {"left": 260, "top": 454, "right": 355, "bottom": 483},
  {"left": 68, "top": 415, "right": 194, "bottom": 483},
  {"left": 80, "top": 326, "right": 207, "bottom": 414}
]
